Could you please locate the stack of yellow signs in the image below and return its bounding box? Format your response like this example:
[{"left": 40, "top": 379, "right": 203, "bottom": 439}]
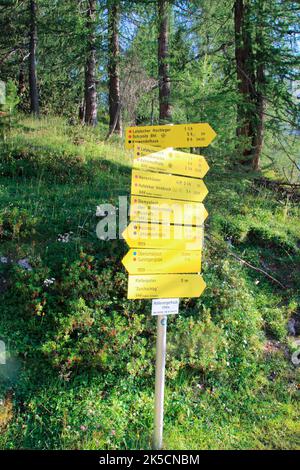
[{"left": 122, "top": 123, "right": 216, "bottom": 300}]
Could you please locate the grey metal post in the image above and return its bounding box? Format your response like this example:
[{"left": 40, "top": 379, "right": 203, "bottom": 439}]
[{"left": 153, "top": 314, "right": 167, "bottom": 450}]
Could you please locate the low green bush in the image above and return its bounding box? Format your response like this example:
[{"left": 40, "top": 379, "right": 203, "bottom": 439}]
[{"left": 0, "top": 207, "right": 37, "bottom": 241}]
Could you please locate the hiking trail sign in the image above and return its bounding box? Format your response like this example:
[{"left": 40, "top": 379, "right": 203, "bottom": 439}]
[
  {"left": 133, "top": 144, "right": 210, "bottom": 178},
  {"left": 125, "top": 123, "right": 216, "bottom": 149},
  {"left": 131, "top": 169, "right": 208, "bottom": 202},
  {"left": 122, "top": 122, "right": 216, "bottom": 451},
  {"left": 130, "top": 195, "right": 208, "bottom": 226},
  {"left": 122, "top": 222, "right": 203, "bottom": 250},
  {"left": 127, "top": 274, "right": 206, "bottom": 299},
  {"left": 122, "top": 248, "right": 202, "bottom": 274}
]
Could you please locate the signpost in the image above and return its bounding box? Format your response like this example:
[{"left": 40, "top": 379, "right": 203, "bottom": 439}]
[
  {"left": 130, "top": 195, "right": 208, "bottom": 226},
  {"left": 127, "top": 274, "right": 206, "bottom": 299},
  {"left": 122, "top": 122, "right": 216, "bottom": 449},
  {"left": 133, "top": 145, "right": 210, "bottom": 178},
  {"left": 122, "top": 248, "right": 202, "bottom": 274},
  {"left": 125, "top": 122, "right": 216, "bottom": 149},
  {"left": 151, "top": 299, "right": 180, "bottom": 316},
  {"left": 122, "top": 222, "right": 204, "bottom": 250},
  {"left": 131, "top": 169, "right": 208, "bottom": 202}
]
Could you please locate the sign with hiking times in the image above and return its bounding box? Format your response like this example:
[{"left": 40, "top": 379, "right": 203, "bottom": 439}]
[
  {"left": 125, "top": 123, "right": 217, "bottom": 149},
  {"left": 122, "top": 222, "right": 204, "bottom": 250},
  {"left": 133, "top": 144, "right": 210, "bottom": 178},
  {"left": 123, "top": 122, "right": 216, "bottom": 300},
  {"left": 129, "top": 196, "right": 208, "bottom": 226},
  {"left": 131, "top": 169, "right": 209, "bottom": 202},
  {"left": 122, "top": 248, "right": 202, "bottom": 274},
  {"left": 127, "top": 274, "right": 206, "bottom": 299}
]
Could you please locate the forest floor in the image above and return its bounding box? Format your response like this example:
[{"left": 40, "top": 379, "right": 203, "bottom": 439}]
[{"left": 0, "top": 116, "right": 299, "bottom": 450}]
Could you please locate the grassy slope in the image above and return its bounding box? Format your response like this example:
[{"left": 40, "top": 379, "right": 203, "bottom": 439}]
[{"left": 0, "top": 116, "right": 299, "bottom": 450}]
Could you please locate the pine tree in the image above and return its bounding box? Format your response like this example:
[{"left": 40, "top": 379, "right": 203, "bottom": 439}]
[
  {"left": 158, "top": 0, "right": 172, "bottom": 123},
  {"left": 28, "top": 0, "right": 40, "bottom": 116},
  {"left": 84, "top": 0, "right": 98, "bottom": 126},
  {"left": 108, "top": 0, "right": 122, "bottom": 136}
]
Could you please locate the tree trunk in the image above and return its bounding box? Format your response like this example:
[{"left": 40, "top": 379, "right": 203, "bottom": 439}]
[
  {"left": 28, "top": 0, "right": 39, "bottom": 116},
  {"left": 158, "top": 0, "right": 171, "bottom": 123},
  {"left": 84, "top": 0, "right": 97, "bottom": 126},
  {"left": 108, "top": 0, "right": 122, "bottom": 136},
  {"left": 234, "top": 0, "right": 255, "bottom": 163},
  {"left": 252, "top": 3, "right": 266, "bottom": 171},
  {"left": 18, "top": 54, "right": 26, "bottom": 110},
  {"left": 79, "top": 99, "right": 85, "bottom": 125},
  {"left": 252, "top": 90, "right": 265, "bottom": 171}
]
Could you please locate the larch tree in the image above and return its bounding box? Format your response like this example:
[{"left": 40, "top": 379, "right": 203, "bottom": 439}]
[
  {"left": 158, "top": 0, "right": 172, "bottom": 123},
  {"left": 234, "top": 0, "right": 255, "bottom": 165},
  {"left": 84, "top": 0, "right": 98, "bottom": 126},
  {"left": 29, "top": 0, "right": 40, "bottom": 116},
  {"left": 107, "top": 0, "right": 122, "bottom": 136},
  {"left": 252, "top": 0, "right": 266, "bottom": 171},
  {"left": 233, "top": 0, "right": 299, "bottom": 171}
]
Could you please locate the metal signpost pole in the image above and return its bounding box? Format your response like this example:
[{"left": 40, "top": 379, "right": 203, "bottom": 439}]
[{"left": 153, "top": 313, "right": 167, "bottom": 450}]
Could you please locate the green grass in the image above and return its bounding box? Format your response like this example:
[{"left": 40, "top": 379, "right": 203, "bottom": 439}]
[{"left": 0, "top": 115, "right": 299, "bottom": 450}]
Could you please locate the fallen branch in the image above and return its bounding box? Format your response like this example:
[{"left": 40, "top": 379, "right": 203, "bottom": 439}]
[
  {"left": 206, "top": 234, "right": 287, "bottom": 289},
  {"left": 228, "top": 252, "right": 287, "bottom": 289},
  {"left": 255, "top": 177, "right": 300, "bottom": 188},
  {"left": 254, "top": 177, "right": 300, "bottom": 202}
]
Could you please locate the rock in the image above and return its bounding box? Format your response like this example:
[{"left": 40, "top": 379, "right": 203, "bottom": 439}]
[
  {"left": 288, "top": 314, "right": 300, "bottom": 336},
  {"left": 288, "top": 318, "right": 296, "bottom": 336}
]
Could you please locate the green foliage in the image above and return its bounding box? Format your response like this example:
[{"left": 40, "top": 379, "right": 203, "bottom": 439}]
[
  {"left": 0, "top": 207, "right": 37, "bottom": 241},
  {"left": 0, "top": 80, "right": 19, "bottom": 140},
  {"left": 0, "top": 114, "right": 299, "bottom": 450},
  {"left": 0, "top": 0, "right": 299, "bottom": 450}
]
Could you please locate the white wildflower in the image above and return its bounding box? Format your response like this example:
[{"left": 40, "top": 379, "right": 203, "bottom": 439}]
[
  {"left": 57, "top": 232, "right": 73, "bottom": 243},
  {"left": 44, "top": 278, "right": 55, "bottom": 287}
]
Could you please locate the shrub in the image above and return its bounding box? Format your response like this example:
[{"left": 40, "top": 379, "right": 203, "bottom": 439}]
[{"left": 0, "top": 207, "right": 37, "bottom": 241}]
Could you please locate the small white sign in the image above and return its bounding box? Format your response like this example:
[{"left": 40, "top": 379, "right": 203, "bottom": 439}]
[{"left": 151, "top": 298, "right": 179, "bottom": 316}]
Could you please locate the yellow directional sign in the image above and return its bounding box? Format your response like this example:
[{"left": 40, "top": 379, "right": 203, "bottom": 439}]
[
  {"left": 133, "top": 145, "right": 209, "bottom": 179},
  {"left": 127, "top": 274, "right": 206, "bottom": 299},
  {"left": 131, "top": 170, "right": 208, "bottom": 202},
  {"left": 122, "top": 222, "right": 203, "bottom": 250},
  {"left": 130, "top": 195, "right": 208, "bottom": 226},
  {"left": 125, "top": 123, "right": 217, "bottom": 150},
  {"left": 134, "top": 143, "right": 166, "bottom": 159},
  {"left": 122, "top": 249, "right": 202, "bottom": 274}
]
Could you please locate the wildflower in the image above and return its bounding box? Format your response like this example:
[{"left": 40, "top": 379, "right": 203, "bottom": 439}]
[
  {"left": 80, "top": 425, "right": 87, "bottom": 431},
  {"left": 57, "top": 232, "right": 73, "bottom": 243},
  {"left": 17, "top": 259, "right": 32, "bottom": 271},
  {"left": 44, "top": 278, "right": 55, "bottom": 287},
  {"left": 0, "top": 257, "right": 8, "bottom": 264}
]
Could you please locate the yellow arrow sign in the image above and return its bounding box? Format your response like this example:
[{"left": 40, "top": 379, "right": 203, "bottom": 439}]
[
  {"left": 125, "top": 123, "right": 217, "bottom": 150},
  {"left": 127, "top": 274, "right": 206, "bottom": 299},
  {"left": 134, "top": 143, "right": 166, "bottom": 159},
  {"left": 122, "top": 249, "right": 202, "bottom": 274},
  {"left": 131, "top": 170, "right": 208, "bottom": 202},
  {"left": 122, "top": 222, "right": 203, "bottom": 250},
  {"left": 130, "top": 195, "right": 208, "bottom": 226},
  {"left": 133, "top": 145, "right": 209, "bottom": 178}
]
